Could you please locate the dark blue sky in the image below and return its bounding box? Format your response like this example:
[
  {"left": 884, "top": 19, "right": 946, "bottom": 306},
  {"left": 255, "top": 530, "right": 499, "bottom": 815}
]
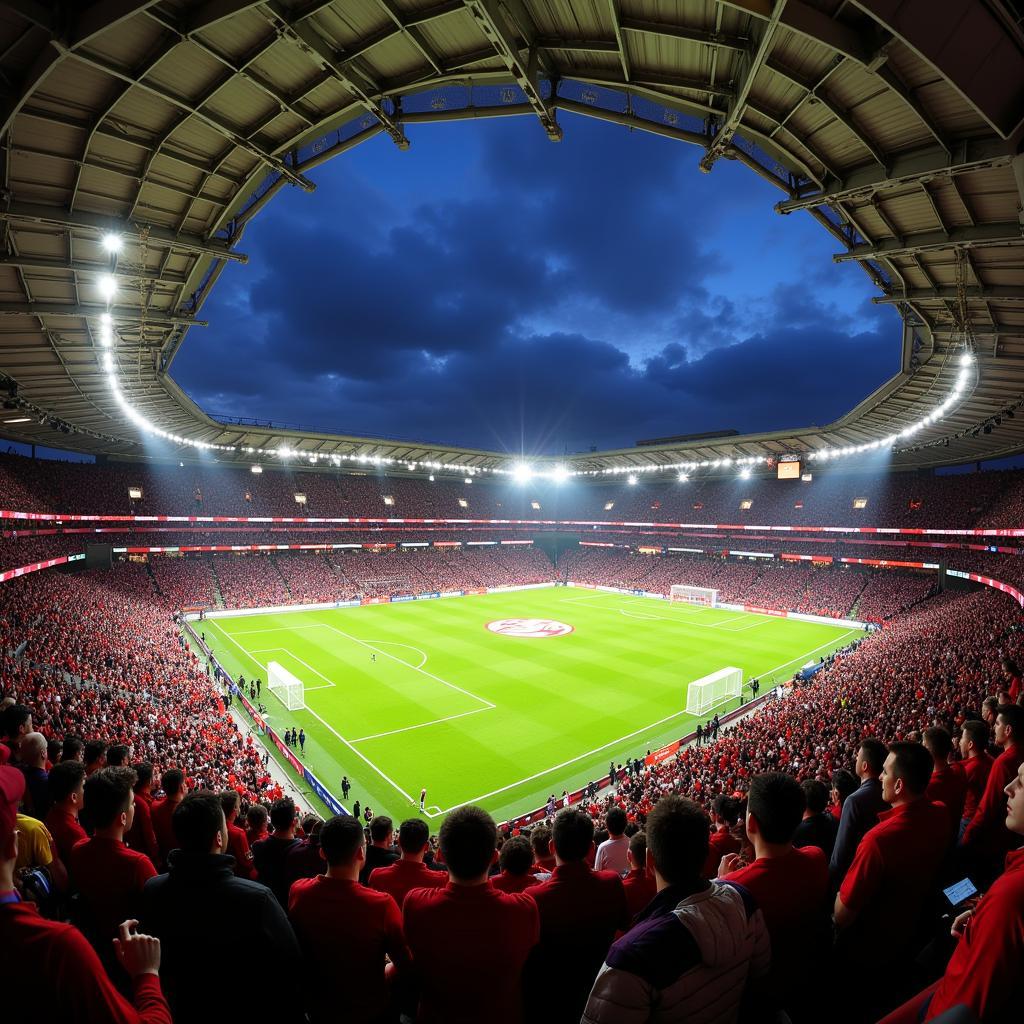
[{"left": 172, "top": 112, "right": 900, "bottom": 456}]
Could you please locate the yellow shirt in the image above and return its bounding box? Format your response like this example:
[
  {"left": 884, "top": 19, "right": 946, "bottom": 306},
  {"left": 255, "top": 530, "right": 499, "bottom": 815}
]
[{"left": 15, "top": 813, "right": 54, "bottom": 871}]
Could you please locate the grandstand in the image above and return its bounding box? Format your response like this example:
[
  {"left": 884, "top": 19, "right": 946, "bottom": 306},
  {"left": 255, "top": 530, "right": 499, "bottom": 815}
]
[{"left": 1, "top": 3, "right": 1022, "bottom": 1024}]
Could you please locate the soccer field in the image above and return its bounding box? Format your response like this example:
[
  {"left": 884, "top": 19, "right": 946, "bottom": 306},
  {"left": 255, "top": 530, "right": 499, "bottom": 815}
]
[{"left": 199, "top": 588, "right": 860, "bottom": 824}]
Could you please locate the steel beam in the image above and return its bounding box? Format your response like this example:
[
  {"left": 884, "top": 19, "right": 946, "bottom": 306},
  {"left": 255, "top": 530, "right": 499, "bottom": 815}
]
[
  {"left": 700, "top": 0, "right": 788, "bottom": 173},
  {"left": 0, "top": 202, "right": 247, "bottom": 263},
  {"left": 620, "top": 18, "right": 748, "bottom": 52},
  {"left": 371, "top": 0, "right": 445, "bottom": 75},
  {"left": 0, "top": 301, "right": 206, "bottom": 326},
  {"left": 261, "top": 0, "right": 410, "bottom": 150},
  {"left": 606, "top": 1, "right": 630, "bottom": 83},
  {"left": 833, "top": 223, "right": 1023, "bottom": 262},
  {"left": 463, "top": 0, "right": 562, "bottom": 141},
  {"left": 0, "top": 254, "right": 188, "bottom": 287},
  {"left": 775, "top": 139, "right": 1016, "bottom": 213},
  {"left": 874, "top": 287, "right": 1024, "bottom": 305}
]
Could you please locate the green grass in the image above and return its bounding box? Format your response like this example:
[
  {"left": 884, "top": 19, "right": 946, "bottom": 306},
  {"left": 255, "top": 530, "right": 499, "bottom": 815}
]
[{"left": 198, "top": 588, "right": 859, "bottom": 824}]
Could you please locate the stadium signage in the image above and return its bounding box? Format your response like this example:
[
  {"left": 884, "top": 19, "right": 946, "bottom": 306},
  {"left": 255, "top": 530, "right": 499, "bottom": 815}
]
[{"left": 485, "top": 618, "right": 574, "bottom": 638}]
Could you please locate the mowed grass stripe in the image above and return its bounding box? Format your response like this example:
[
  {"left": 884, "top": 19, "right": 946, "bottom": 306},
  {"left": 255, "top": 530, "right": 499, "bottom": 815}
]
[{"left": 201, "top": 590, "right": 859, "bottom": 822}]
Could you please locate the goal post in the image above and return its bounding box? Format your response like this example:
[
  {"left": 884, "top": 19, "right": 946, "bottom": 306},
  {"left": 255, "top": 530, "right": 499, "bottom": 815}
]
[
  {"left": 685, "top": 666, "right": 743, "bottom": 717},
  {"left": 670, "top": 584, "right": 719, "bottom": 608},
  {"left": 268, "top": 660, "right": 305, "bottom": 712}
]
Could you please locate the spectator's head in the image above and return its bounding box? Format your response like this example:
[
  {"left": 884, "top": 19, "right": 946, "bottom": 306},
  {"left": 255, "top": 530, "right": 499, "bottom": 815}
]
[
  {"left": 856, "top": 738, "right": 887, "bottom": 780},
  {"left": 645, "top": 795, "right": 709, "bottom": 888},
  {"left": 498, "top": 835, "right": 534, "bottom": 877},
  {"left": 48, "top": 760, "right": 86, "bottom": 811},
  {"left": 881, "top": 742, "right": 933, "bottom": 805},
  {"left": 246, "top": 804, "right": 268, "bottom": 834},
  {"left": 83, "top": 739, "right": 107, "bottom": 772},
  {"left": 746, "top": 772, "right": 805, "bottom": 846},
  {"left": 606, "top": 805, "right": 627, "bottom": 837},
  {"left": 530, "top": 825, "right": 552, "bottom": 862},
  {"left": 20, "top": 732, "right": 47, "bottom": 769},
  {"left": 994, "top": 705, "right": 1023, "bottom": 750},
  {"left": 160, "top": 768, "right": 185, "bottom": 799},
  {"left": 923, "top": 726, "right": 953, "bottom": 765},
  {"left": 959, "top": 720, "right": 989, "bottom": 759},
  {"left": 219, "top": 790, "right": 240, "bottom": 822},
  {"left": 438, "top": 805, "right": 497, "bottom": 883},
  {"left": 300, "top": 814, "right": 321, "bottom": 838},
  {"left": 61, "top": 737, "right": 84, "bottom": 763},
  {"left": 830, "top": 769, "right": 858, "bottom": 808},
  {"left": 712, "top": 794, "right": 741, "bottom": 827},
  {"left": 0, "top": 765, "right": 26, "bottom": 878},
  {"left": 45, "top": 739, "right": 62, "bottom": 766},
  {"left": 105, "top": 744, "right": 130, "bottom": 767},
  {"left": 319, "top": 815, "right": 365, "bottom": 874},
  {"left": 173, "top": 791, "right": 227, "bottom": 855},
  {"left": 800, "top": 779, "right": 829, "bottom": 817},
  {"left": 0, "top": 704, "right": 32, "bottom": 744},
  {"left": 397, "top": 818, "right": 430, "bottom": 857},
  {"left": 368, "top": 814, "right": 393, "bottom": 846},
  {"left": 996, "top": 689, "right": 1012, "bottom": 707},
  {"left": 551, "top": 808, "right": 594, "bottom": 864},
  {"left": 627, "top": 831, "right": 647, "bottom": 872},
  {"left": 982, "top": 696, "right": 1000, "bottom": 724},
  {"left": 84, "top": 767, "right": 137, "bottom": 834},
  {"left": 133, "top": 763, "right": 154, "bottom": 792},
  {"left": 269, "top": 797, "right": 297, "bottom": 835},
  {"left": 1006, "top": 762, "right": 1024, "bottom": 836}
]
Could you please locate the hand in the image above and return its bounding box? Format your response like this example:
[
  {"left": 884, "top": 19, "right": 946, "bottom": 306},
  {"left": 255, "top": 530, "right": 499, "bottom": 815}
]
[
  {"left": 718, "top": 853, "right": 741, "bottom": 877},
  {"left": 950, "top": 908, "right": 973, "bottom": 938},
  {"left": 113, "top": 920, "right": 161, "bottom": 977}
]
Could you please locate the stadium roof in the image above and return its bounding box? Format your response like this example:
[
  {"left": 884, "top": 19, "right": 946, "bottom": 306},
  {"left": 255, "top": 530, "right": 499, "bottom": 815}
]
[{"left": 0, "top": 0, "right": 1021, "bottom": 476}]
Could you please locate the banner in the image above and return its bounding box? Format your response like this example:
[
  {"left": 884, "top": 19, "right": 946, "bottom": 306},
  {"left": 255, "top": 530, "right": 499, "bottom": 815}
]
[{"left": 0, "top": 554, "right": 72, "bottom": 582}]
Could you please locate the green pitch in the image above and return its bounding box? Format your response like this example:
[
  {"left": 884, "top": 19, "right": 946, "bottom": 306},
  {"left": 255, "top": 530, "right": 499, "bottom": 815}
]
[{"left": 199, "top": 588, "right": 860, "bottom": 824}]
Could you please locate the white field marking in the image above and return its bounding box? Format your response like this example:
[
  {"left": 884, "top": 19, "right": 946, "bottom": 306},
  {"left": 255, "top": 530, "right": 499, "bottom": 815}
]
[
  {"left": 619, "top": 608, "right": 662, "bottom": 622},
  {"left": 351, "top": 705, "right": 492, "bottom": 742},
  {"left": 430, "top": 626, "right": 864, "bottom": 817},
  {"left": 427, "top": 805, "right": 443, "bottom": 815},
  {"left": 716, "top": 618, "right": 773, "bottom": 633},
  {"left": 323, "top": 624, "right": 494, "bottom": 710},
  {"left": 361, "top": 640, "right": 428, "bottom": 669},
  {"left": 204, "top": 620, "right": 416, "bottom": 804},
  {"left": 226, "top": 623, "right": 326, "bottom": 634},
  {"left": 613, "top": 604, "right": 761, "bottom": 632},
  {"left": 247, "top": 647, "right": 337, "bottom": 690}
]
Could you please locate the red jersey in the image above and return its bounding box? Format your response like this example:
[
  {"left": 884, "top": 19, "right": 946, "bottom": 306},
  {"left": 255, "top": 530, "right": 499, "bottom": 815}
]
[
  {"left": 125, "top": 793, "right": 159, "bottom": 868},
  {"left": 70, "top": 837, "right": 157, "bottom": 951},
  {"left": 490, "top": 870, "right": 543, "bottom": 894},
  {"left": 839, "top": 799, "right": 950, "bottom": 956},
  {"left": 368, "top": 858, "right": 446, "bottom": 906},
  {"left": 226, "top": 822, "right": 255, "bottom": 880},
  {"left": 149, "top": 798, "right": 180, "bottom": 866},
  {"left": 703, "top": 824, "right": 740, "bottom": 878},
  {"left": 622, "top": 866, "right": 656, "bottom": 918},
  {"left": 926, "top": 764, "right": 967, "bottom": 836},
  {"left": 44, "top": 806, "right": 87, "bottom": 865},
  {"left": 959, "top": 752, "right": 994, "bottom": 820},
  {"left": 289, "top": 875, "right": 407, "bottom": 1024},
  {"left": 0, "top": 897, "right": 171, "bottom": 1024},
  {"left": 963, "top": 745, "right": 1023, "bottom": 857},
  {"left": 403, "top": 882, "right": 538, "bottom": 1024}
]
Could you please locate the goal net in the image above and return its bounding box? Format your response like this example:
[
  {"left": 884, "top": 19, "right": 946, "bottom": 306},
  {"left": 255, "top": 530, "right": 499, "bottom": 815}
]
[
  {"left": 670, "top": 584, "right": 718, "bottom": 607},
  {"left": 268, "top": 661, "right": 305, "bottom": 712},
  {"left": 685, "top": 666, "right": 743, "bottom": 717}
]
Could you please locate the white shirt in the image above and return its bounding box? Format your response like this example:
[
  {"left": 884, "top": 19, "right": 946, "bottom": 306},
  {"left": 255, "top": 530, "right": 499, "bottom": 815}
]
[{"left": 594, "top": 834, "right": 630, "bottom": 876}]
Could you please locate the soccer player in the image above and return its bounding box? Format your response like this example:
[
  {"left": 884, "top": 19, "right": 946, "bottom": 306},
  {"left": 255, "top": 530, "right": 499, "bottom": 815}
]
[{"left": 419, "top": 787, "right": 426, "bottom": 811}]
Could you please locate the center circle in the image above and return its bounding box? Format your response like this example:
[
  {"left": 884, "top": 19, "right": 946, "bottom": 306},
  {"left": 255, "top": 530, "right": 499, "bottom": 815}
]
[{"left": 485, "top": 618, "right": 575, "bottom": 639}]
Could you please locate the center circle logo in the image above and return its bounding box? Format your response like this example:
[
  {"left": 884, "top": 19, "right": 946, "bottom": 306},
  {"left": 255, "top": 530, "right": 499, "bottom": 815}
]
[{"left": 485, "top": 618, "right": 574, "bottom": 639}]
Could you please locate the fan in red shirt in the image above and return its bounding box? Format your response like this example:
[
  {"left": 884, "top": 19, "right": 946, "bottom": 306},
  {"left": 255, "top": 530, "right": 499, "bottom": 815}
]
[
  {"left": 701, "top": 794, "right": 741, "bottom": 878},
  {"left": 246, "top": 802, "right": 269, "bottom": 846},
  {"left": 44, "top": 760, "right": 88, "bottom": 865},
  {"left": 962, "top": 705, "right": 1024, "bottom": 884},
  {"left": 490, "top": 834, "right": 543, "bottom": 894},
  {"left": 524, "top": 808, "right": 630, "bottom": 1023},
  {"left": 880, "top": 759, "right": 1024, "bottom": 1024},
  {"left": 957, "top": 719, "right": 995, "bottom": 836},
  {"left": 0, "top": 764, "right": 172, "bottom": 1023},
  {"left": 404, "top": 805, "right": 539, "bottom": 1024},
  {"left": 289, "top": 814, "right": 409, "bottom": 1024},
  {"left": 835, "top": 742, "right": 951, "bottom": 1018},
  {"left": 721, "top": 772, "right": 830, "bottom": 1017},
  {"left": 149, "top": 769, "right": 186, "bottom": 868},
  {"left": 70, "top": 767, "right": 157, "bottom": 968},
  {"left": 923, "top": 726, "right": 967, "bottom": 838},
  {"left": 621, "top": 832, "right": 656, "bottom": 919},
  {"left": 369, "top": 817, "right": 446, "bottom": 903},
  {"left": 125, "top": 763, "right": 160, "bottom": 868},
  {"left": 219, "top": 790, "right": 256, "bottom": 879}
]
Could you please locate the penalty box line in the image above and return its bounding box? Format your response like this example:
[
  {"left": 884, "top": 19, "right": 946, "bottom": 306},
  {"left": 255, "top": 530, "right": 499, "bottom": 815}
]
[
  {"left": 204, "top": 620, "right": 417, "bottom": 806},
  {"left": 429, "top": 627, "right": 864, "bottom": 818}
]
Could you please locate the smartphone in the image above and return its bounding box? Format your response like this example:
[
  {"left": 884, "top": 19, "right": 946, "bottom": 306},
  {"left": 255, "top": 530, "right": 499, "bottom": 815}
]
[{"left": 942, "top": 877, "right": 977, "bottom": 907}]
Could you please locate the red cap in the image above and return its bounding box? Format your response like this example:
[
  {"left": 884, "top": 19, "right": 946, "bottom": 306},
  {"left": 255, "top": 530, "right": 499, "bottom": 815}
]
[{"left": 0, "top": 766, "right": 26, "bottom": 846}]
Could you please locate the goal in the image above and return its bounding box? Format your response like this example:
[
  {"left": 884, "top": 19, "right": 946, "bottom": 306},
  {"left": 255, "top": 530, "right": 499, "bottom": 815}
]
[
  {"left": 670, "top": 584, "right": 719, "bottom": 607},
  {"left": 268, "top": 661, "right": 305, "bottom": 712},
  {"left": 685, "top": 666, "right": 743, "bottom": 716}
]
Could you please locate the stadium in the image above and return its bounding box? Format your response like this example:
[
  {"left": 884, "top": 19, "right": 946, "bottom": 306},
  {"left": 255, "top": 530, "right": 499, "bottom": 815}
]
[{"left": 0, "top": 2, "right": 1022, "bottom": 1023}]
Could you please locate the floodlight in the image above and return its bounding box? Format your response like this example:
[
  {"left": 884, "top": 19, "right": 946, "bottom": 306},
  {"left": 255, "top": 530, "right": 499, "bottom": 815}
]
[
  {"left": 97, "top": 274, "right": 117, "bottom": 300},
  {"left": 960, "top": 352, "right": 974, "bottom": 366},
  {"left": 101, "top": 233, "right": 124, "bottom": 254},
  {"left": 740, "top": 468, "right": 751, "bottom": 479},
  {"left": 464, "top": 477, "right": 472, "bottom": 484},
  {"left": 627, "top": 474, "right": 637, "bottom": 485},
  {"left": 551, "top": 465, "right": 569, "bottom": 484},
  {"left": 251, "top": 465, "right": 262, "bottom": 474},
  {"left": 678, "top": 474, "right": 688, "bottom": 483},
  {"left": 429, "top": 475, "right": 435, "bottom": 481},
  {"left": 512, "top": 462, "right": 533, "bottom": 484}
]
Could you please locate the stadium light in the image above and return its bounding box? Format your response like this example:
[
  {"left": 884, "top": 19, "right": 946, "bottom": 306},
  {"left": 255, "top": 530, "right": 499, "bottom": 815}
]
[
  {"left": 678, "top": 473, "right": 688, "bottom": 483},
  {"left": 960, "top": 352, "right": 974, "bottom": 366},
  {"left": 429, "top": 474, "right": 435, "bottom": 481},
  {"left": 740, "top": 468, "right": 751, "bottom": 479},
  {"left": 464, "top": 477, "right": 472, "bottom": 484},
  {"left": 101, "top": 233, "right": 124, "bottom": 254},
  {"left": 97, "top": 274, "right": 117, "bottom": 300},
  {"left": 627, "top": 474, "right": 637, "bottom": 485},
  {"left": 251, "top": 465, "right": 262, "bottom": 474},
  {"left": 512, "top": 462, "right": 533, "bottom": 484},
  {"left": 551, "top": 465, "right": 569, "bottom": 484}
]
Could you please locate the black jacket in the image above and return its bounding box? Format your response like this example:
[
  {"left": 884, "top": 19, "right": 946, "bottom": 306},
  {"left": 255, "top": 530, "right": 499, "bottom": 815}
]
[
  {"left": 141, "top": 851, "right": 302, "bottom": 1023},
  {"left": 252, "top": 834, "right": 300, "bottom": 905},
  {"left": 359, "top": 843, "right": 399, "bottom": 885}
]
